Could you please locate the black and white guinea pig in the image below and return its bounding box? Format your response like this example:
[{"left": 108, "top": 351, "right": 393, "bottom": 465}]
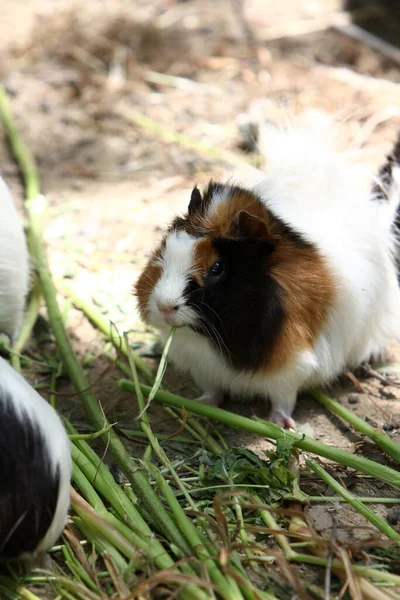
[
  {"left": 0, "top": 176, "right": 30, "bottom": 341},
  {"left": 0, "top": 356, "right": 71, "bottom": 561},
  {"left": 135, "top": 116, "right": 400, "bottom": 429},
  {"left": 0, "top": 176, "right": 71, "bottom": 560}
]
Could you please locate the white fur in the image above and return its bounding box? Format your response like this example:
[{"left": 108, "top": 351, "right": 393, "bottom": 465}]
[
  {"left": 147, "top": 117, "right": 400, "bottom": 423},
  {"left": 0, "top": 357, "right": 71, "bottom": 553},
  {"left": 0, "top": 177, "right": 30, "bottom": 340},
  {"left": 149, "top": 231, "right": 199, "bottom": 328}
]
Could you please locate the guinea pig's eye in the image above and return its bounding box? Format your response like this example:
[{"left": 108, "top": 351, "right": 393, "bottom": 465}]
[{"left": 210, "top": 261, "right": 224, "bottom": 276}]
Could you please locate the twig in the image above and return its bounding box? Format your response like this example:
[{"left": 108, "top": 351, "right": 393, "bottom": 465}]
[
  {"left": 334, "top": 22, "right": 400, "bottom": 66},
  {"left": 255, "top": 8, "right": 382, "bottom": 42},
  {"left": 314, "top": 65, "right": 400, "bottom": 97}
]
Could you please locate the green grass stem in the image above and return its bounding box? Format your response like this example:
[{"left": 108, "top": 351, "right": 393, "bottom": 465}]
[
  {"left": 10, "top": 281, "right": 42, "bottom": 372},
  {"left": 119, "top": 382, "right": 400, "bottom": 489},
  {"left": 148, "top": 462, "right": 245, "bottom": 600},
  {"left": 306, "top": 460, "right": 400, "bottom": 546},
  {"left": 311, "top": 389, "right": 400, "bottom": 462}
]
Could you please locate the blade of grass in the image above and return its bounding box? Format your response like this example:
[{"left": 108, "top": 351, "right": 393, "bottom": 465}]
[
  {"left": 306, "top": 460, "right": 400, "bottom": 546},
  {"left": 311, "top": 389, "right": 400, "bottom": 462},
  {"left": 125, "top": 332, "right": 199, "bottom": 511},
  {"left": 136, "top": 327, "right": 175, "bottom": 418},
  {"left": 119, "top": 382, "right": 400, "bottom": 489}
]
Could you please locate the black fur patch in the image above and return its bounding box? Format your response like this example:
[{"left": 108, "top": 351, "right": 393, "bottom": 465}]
[
  {"left": 185, "top": 237, "right": 286, "bottom": 371},
  {"left": 0, "top": 392, "right": 60, "bottom": 561}
]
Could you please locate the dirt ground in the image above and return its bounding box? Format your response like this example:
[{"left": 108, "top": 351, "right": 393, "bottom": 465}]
[{"left": 1, "top": 0, "right": 400, "bottom": 565}]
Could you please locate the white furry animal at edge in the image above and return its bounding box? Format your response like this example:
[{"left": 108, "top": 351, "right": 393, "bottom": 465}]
[
  {"left": 149, "top": 114, "right": 400, "bottom": 420},
  {"left": 0, "top": 177, "right": 30, "bottom": 340},
  {"left": 0, "top": 357, "right": 72, "bottom": 553}
]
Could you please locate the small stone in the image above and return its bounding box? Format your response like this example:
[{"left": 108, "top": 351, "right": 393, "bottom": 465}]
[
  {"left": 348, "top": 394, "right": 359, "bottom": 404},
  {"left": 383, "top": 422, "right": 396, "bottom": 432},
  {"left": 387, "top": 507, "right": 400, "bottom": 525}
]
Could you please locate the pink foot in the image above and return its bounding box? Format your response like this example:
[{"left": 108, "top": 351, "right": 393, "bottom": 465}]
[{"left": 268, "top": 410, "right": 296, "bottom": 431}]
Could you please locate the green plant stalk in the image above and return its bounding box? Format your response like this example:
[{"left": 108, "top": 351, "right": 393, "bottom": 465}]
[
  {"left": 148, "top": 462, "right": 245, "bottom": 600},
  {"left": 117, "top": 105, "right": 254, "bottom": 168},
  {"left": 72, "top": 516, "right": 129, "bottom": 575},
  {"left": 125, "top": 382, "right": 400, "bottom": 488},
  {"left": 126, "top": 334, "right": 198, "bottom": 512},
  {"left": 71, "top": 478, "right": 211, "bottom": 600},
  {"left": 0, "top": 88, "right": 202, "bottom": 552},
  {"left": 71, "top": 442, "right": 187, "bottom": 567},
  {"left": 72, "top": 440, "right": 213, "bottom": 595},
  {"left": 67, "top": 422, "right": 139, "bottom": 511},
  {"left": 166, "top": 405, "right": 224, "bottom": 455},
  {"left": 255, "top": 497, "right": 292, "bottom": 556},
  {"left": 0, "top": 87, "right": 40, "bottom": 198},
  {"left": 307, "top": 496, "right": 400, "bottom": 504},
  {"left": 120, "top": 428, "right": 197, "bottom": 443},
  {"left": 115, "top": 351, "right": 223, "bottom": 454},
  {"left": 18, "top": 590, "right": 44, "bottom": 600},
  {"left": 62, "top": 542, "right": 99, "bottom": 594},
  {"left": 306, "top": 460, "right": 400, "bottom": 546},
  {"left": 10, "top": 280, "right": 42, "bottom": 372},
  {"left": 72, "top": 490, "right": 158, "bottom": 563},
  {"left": 311, "top": 389, "right": 400, "bottom": 462},
  {"left": 58, "top": 281, "right": 153, "bottom": 382}
]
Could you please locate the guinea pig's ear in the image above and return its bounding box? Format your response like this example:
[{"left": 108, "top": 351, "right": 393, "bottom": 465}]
[
  {"left": 233, "top": 210, "right": 280, "bottom": 244},
  {"left": 188, "top": 186, "right": 203, "bottom": 215}
]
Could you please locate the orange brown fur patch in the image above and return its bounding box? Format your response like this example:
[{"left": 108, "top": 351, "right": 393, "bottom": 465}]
[
  {"left": 202, "top": 188, "right": 276, "bottom": 239},
  {"left": 265, "top": 241, "right": 334, "bottom": 372},
  {"left": 192, "top": 238, "right": 218, "bottom": 285},
  {"left": 134, "top": 243, "right": 164, "bottom": 322}
]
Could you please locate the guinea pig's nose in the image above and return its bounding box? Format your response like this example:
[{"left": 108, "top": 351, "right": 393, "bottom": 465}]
[{"left": 157, "top": 302, "right": 180, "bottom": 316}]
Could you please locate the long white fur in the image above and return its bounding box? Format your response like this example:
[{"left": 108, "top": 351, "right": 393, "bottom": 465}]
[
  {"left": 0, "top": 177, "right": 30, "bottom": 340},
  {"left": 146, "top": 115, "right": 400, "bottom": 423},
  {"left": 0, "top": 357, "right": 72, "bottom": 553}
]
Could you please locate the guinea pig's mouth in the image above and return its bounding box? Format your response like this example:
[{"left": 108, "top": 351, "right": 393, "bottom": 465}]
[{"left": 151, "top": 301, "right": 198, "bottom": 329}]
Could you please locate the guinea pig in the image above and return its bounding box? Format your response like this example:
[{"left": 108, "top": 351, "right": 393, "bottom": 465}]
[
  {"left": 135, "top": 118, "right": 400, "bottom": 429},
  {"left": 0, "top": 176, "right": 30, "bottom": 341},
  {"left": 0, "top": 357, "right": 71, "bottom": 561}
]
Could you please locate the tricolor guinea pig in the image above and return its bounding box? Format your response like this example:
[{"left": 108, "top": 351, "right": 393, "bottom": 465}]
[
  {"left": 0, "top": 357, "right": 71, "bottom": 561},
  {"left": 135, "top": 118, "right": 400, "bottom": 428},
  {"left": 0, "top": 176, "right": 30, "bottom": 341}
]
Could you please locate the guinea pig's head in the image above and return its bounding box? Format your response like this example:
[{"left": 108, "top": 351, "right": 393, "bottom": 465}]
[{"left": 135, "top": 182, "right": 334, "bottom": 371}]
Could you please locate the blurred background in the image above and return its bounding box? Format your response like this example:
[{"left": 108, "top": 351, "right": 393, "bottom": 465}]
[{"left": 0, "top": 0, "right": 399, "bottom": 432}]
